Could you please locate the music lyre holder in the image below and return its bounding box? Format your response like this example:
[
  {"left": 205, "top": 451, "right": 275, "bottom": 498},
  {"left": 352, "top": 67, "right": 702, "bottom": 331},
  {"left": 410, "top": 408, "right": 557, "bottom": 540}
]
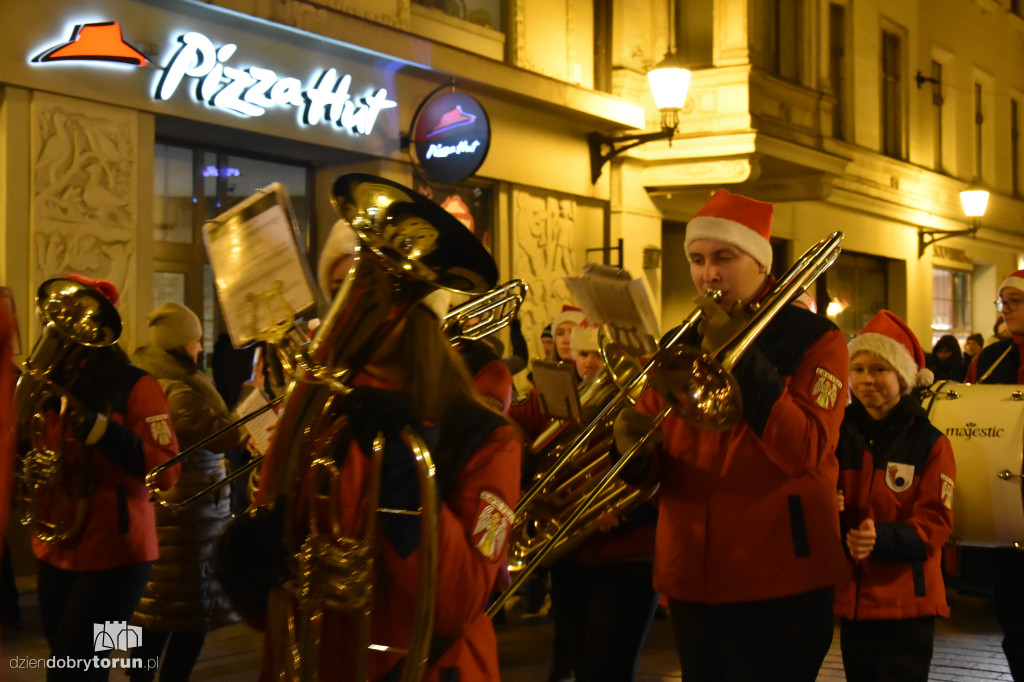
[{"left": 248, "top": 280, "right": 298, "bottom": 346}]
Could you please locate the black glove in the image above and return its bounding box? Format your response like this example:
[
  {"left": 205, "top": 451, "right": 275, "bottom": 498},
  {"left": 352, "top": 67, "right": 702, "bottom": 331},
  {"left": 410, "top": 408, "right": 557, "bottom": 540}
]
[
  {"left": 68, "top": 403, "right": 107, "bottom": 445},
  {"left": 339, "top": 386, "right": 438, "bottom": 557}
]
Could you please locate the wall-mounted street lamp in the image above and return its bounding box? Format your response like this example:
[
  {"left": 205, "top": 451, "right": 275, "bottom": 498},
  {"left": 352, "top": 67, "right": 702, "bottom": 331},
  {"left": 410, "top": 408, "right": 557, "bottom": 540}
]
[
  {"left": 588, "top": 53, "right": 692, "bottom": 183},
  {"left": 918, "top": 184, "right": 989, "bottom": 257}
]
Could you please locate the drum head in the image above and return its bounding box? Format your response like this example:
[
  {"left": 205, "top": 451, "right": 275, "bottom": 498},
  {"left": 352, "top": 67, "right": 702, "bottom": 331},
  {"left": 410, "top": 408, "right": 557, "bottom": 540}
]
[{"left": 925, "top": 381, "right": 1024, "bottom": 548}]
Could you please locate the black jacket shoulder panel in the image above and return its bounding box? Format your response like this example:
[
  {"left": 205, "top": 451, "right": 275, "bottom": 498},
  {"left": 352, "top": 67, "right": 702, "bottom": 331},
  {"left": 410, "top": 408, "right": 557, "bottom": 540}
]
[
  {"left": 662, "top": 305, "right": 838, "bottom": 377},
  {"left": 977, "top": 338, "right": 1020, "bottom": 384}
]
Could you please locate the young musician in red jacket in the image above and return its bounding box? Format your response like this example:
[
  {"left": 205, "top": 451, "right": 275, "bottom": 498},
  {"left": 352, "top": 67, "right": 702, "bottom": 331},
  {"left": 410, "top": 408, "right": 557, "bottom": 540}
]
[
  {"left": 27, "top": 276, "right": 180, "bottom": 681},
  {"left": 835, "top": 310, "right": 955, "bottom": 682},
  {"left": 613, "top": 190, "right": 849, "bottom": 681},
  {"left": 245, "top": 297, "right": 522, "bottom": 682},
  {"left": 547, "top": 319, "right": 659, "bottom": 682},
  {"left": 965, "top": 268, "right": 1024, "bottom": 678}
]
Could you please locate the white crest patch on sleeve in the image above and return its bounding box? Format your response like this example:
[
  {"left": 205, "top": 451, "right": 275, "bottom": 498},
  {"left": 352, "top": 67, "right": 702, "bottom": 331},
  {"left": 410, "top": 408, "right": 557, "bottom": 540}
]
[
  {"left": 146, "top": 414, "right": 173, "bottom": 446},
  {"left": 811, "top": 367, "right": 842, "bottom": 410},
  {"left": 940, "top": 473, "right": 954, "bottom": 510},
  {"left": 471, "top": 491, "right": 514, "bottom": 561}
]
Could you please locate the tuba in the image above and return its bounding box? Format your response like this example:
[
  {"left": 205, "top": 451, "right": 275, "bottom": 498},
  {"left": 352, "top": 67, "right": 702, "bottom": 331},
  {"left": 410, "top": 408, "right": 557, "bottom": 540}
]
[
  {"left": 489, "top": 232, "right": 844, "bottom": 617},
  {"left": 14, "top": 277, "right": 122, "bottom": 546},
  {"left": 215, "top": 174, "right": 497, "bottom": 681}
]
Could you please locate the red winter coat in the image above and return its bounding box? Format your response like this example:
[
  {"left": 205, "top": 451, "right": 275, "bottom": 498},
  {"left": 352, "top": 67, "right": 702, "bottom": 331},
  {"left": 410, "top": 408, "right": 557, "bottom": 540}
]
[
  {"left": 632, "top": 304, "right": 848, "bottom": 603},
  {"left": 834, "top": 397, "right": 955, "bottom": 620},
  {"left": 32, "top": 355, "right": 180, "bottom": 571},
  {"left": 258, "top": 373, "right": 522, "bottom": 682}
]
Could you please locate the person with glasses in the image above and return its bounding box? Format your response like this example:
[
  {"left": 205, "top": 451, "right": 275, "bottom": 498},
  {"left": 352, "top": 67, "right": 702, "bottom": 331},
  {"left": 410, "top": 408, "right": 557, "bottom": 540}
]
[{"left": 965, "top": 268, "right": 1024, "bottom": 678}]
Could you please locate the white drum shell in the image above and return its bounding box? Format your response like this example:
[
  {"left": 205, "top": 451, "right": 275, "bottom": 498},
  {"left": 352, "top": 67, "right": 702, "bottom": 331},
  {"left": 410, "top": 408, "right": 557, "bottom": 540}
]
[{"left": 924, "top": 381, "right": 1024, "bottom": 548}]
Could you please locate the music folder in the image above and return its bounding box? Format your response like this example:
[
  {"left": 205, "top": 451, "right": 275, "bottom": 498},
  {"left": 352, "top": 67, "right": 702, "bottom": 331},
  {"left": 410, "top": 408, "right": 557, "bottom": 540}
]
[
  {"left": 531, "top": 360, "right": 582, "bottom": 422},
  {"left": 203, "top": 183, "right": 320, "bottom": 347}
]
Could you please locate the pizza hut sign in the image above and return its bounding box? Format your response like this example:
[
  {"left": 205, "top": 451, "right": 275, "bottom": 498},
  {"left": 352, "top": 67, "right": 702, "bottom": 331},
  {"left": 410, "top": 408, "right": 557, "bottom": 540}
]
[{"left": 409, "top": 89, "right": 490, "bottom": 184}]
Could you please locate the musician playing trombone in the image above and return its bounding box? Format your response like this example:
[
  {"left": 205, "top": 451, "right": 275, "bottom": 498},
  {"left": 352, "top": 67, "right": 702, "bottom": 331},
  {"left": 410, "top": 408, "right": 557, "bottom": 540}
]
[{"left": 613, "top": 190, "right": 849, "bottom": 681}]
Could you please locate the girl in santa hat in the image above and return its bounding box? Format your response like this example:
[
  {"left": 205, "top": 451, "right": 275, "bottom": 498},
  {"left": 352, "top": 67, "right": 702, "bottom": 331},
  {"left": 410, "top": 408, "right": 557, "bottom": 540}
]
[{"left": 834, "top": 309, "right": 955, "bottom": 682}]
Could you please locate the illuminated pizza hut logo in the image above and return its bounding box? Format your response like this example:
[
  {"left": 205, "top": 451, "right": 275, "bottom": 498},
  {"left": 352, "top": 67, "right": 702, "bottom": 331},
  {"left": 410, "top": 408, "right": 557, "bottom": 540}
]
[
  {"left": 33, "top": 22, "right": 148, "bottom": 66},
  {"left": 411, "top": 90, "right": 490, "bottom": 184},
  {"left": 427, "top": 106, "right": 477, "bottom": 137}
]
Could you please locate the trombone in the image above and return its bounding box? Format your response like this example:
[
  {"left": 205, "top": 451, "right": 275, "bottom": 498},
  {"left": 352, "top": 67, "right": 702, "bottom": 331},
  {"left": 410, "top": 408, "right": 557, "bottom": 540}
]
[{"left": 488, "top": 231, "right": 844, "bottom": 618}]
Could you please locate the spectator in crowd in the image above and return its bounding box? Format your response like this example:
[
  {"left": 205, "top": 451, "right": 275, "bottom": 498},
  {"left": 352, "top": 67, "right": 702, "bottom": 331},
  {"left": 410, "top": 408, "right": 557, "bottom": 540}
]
[
  {"left": 129, "top": 302, "right": 243, "bottom": 682},
  {"left": 927, "top": 334, "right": 966, "bottom": 382},
  {"left": 963, "top": 332, "right": 984, "bottom": 367}
]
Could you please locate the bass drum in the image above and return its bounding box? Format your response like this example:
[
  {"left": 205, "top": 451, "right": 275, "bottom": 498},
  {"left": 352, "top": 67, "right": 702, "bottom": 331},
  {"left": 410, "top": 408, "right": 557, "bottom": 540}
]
[{"left": 923, "top": 380, "right": 1024, "bottom": 548}]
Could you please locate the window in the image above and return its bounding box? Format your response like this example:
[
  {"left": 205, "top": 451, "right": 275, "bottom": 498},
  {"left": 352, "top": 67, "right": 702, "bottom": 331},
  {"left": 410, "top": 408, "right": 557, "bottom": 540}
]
[
  {"left": 931, "top": 61, "right": 944, "bottom": 171},
  {"left": 593, "top": 0, "right": 612, "bottom": 93},
  {"left": 931, "top": 267, "right": 972, "bottom": 348},
  {"left": 823, "top": 251, "right": 889, "bottom": 340},
  {"left": 1013, "top": 98, "right": 1021, "bottom": 195},
  {"left": 153, "top": 141, "right": 311, "bottom": 356},
  {"left": 412, "top": 0, "right": 504, "bottom": 30},
  {"left": 881, "top": 29, "right": 904, "bottom": 159},
  {"left": 761, "top": 0, "right": 801, "bottom": 81},
  {"left": 975, "top": 82, "right": 984, "bottom": 180},
  {"left": 829, "top": 3, "right": 846, "bottom": 140}
]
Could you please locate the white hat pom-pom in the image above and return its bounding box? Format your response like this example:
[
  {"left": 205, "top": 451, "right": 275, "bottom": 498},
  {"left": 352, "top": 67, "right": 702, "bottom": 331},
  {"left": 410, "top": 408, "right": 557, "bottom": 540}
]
[{"left": 916, "top": 367, "right": 935, "bottom": 388}]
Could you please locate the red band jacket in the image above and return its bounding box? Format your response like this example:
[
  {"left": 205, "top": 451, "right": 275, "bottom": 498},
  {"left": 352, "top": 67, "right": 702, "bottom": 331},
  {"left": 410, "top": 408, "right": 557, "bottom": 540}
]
[
  {"left": 834, "top": 396, "right": 955, "bottom": 620},
  {"left": 258, "top": 373, "right": 522, "bottom": 682},
  {"left": 32, "top": 355, "right": 180, "bottom": 571},
  {"left": 510, "top": 374, "right": 657, "bottom": 564},
  {"left": 631, "top": 303, "right": 848, "bottom": 603}
]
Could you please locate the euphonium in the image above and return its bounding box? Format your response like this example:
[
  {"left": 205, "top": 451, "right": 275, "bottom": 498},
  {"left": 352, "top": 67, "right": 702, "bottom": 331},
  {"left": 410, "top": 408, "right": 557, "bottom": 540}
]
[
  {"left": 488, "top": 231, "right": 844, "bottom": 617},
  {"left": 506, "top": 331, "right": 657, "bottom": 577},
  {"left": 14, "top": 277, "right": 122, "bottom": 546},
  {"left": 215, "top": 174, "right": 498, "bottom": 682}
]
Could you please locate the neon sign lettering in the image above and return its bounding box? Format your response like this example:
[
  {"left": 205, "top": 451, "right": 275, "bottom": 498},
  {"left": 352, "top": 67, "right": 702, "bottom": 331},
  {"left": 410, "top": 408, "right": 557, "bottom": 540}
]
[
  {"left": 155, "top": 31, "right": 396, "bottom": 135},
  {"left": 426, "top": 139, "right": 482, "bottom": 159},
  {"left": 201, "top": 165, "right": 240, "bottom": 178}
]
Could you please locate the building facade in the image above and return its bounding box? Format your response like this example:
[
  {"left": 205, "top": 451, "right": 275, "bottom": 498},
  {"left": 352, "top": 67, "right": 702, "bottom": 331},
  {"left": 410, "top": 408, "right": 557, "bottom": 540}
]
[{"left": 2, "top": 0, "right": 1023, "bottom": 363}]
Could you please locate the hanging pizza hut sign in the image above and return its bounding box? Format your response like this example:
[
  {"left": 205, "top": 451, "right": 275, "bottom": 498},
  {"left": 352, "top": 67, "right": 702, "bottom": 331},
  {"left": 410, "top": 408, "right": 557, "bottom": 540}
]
[{"left": 410, "top": 89, "right": 490, "bottom": 184}]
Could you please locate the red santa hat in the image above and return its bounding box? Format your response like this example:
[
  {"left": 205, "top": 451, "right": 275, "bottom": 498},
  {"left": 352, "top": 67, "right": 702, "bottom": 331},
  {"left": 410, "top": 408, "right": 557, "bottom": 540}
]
[
  {"left": 570, "top": 318, "right": 601, "bottom": 357},
  {"left": 684, "top": 189, "right": 774, "bottom": 270},
  {"left": 63, "top": 273, "right": 119, "bottom": 306},
  {"left": 551, "top": 304, "right": 584, "bottom": 335},
  {"left": 848, "top": 310, "right": 934, "bottom": 394},
  {"left": 999, "top": 268, "right": 1024, "bottom": 295}
]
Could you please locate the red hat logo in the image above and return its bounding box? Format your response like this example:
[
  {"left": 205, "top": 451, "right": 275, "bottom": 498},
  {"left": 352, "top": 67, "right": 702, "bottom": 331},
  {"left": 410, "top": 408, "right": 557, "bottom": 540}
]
[
  {"left": 33, "top": 22, "right": 148, "bottom": 66},
  {"left": 426, "top": 105, "right": 477, "bottom": 137}
]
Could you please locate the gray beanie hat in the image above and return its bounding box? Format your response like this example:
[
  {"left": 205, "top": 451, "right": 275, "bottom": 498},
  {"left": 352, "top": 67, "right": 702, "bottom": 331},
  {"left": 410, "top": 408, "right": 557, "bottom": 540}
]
[{"left": 148, "top": 302, "right": 202, "bottom": 351}]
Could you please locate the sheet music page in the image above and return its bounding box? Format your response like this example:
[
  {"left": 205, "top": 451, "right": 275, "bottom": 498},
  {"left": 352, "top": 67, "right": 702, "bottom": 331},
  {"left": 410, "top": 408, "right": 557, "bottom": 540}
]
[
  {"left": 235, "top": 389, "right": 278, "bottom": 455},
  {"left": 203, "top": 185, "right": 319, "bottom": 346},
  {"left": 531, "top": 361, "right": 581, "bottom": 421},
  {"left": 565, "top": 264, "right": 661, "bottom": 339}
]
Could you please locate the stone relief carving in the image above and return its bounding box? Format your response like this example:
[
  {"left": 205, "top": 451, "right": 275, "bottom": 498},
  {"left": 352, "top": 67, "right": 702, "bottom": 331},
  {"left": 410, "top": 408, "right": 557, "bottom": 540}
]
[
  {"left": 513, "top": 188, "right": 579, "bottom": 362},
  {"left": 31, "top": 93, "right": 139, "bottom": 350}
]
